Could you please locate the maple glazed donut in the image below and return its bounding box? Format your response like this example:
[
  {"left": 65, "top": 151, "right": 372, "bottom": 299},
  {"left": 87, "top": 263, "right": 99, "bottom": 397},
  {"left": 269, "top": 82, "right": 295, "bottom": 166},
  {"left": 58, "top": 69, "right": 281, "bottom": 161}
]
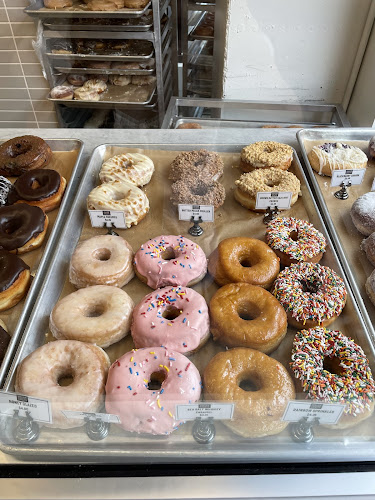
[
  {"left": 134, "top": 235, "right": 207, "bottom": 289},
  {"left": 15, "top": 340, "right": 110, "bottom": 429},
  {"left": 169, "top": 149, "right": 224, "bottom": 182},
  {"left": 0, "top": 136, "right": 52, "bottom": 177},
  {"left": 105, "top": 347, "right": 201, "bottom": 435},
  {"left": 272, "top": 262, "right": 347, "bottom": 329},
  {"left": 131, "top": 286, "right": 210, "bottom": 355},
  {"left": 203, "top": 348, "right": 295, "bottom": 438},
  {"left": 208, "top": 237, "right": 279, "bottom": 289},
  {"left": 240, "top": 141, "right": 293, "bottom": 172},
  {"left": 0, "top": 250, "right": 30, "bottom": 312},
  {"left": 209, "top": 283, "right": 287, "bottom": 353},
  {"left": 350, "top": 192, "right": 375, "bottom": 236},
  {"left": 308, "top": 142, "right": 368, "bottom": 177},
  {"left": 69, "top": 234, "right": 134, "bottom": 288},
  {"left": 49, "top": 285, "right": 134, "bottom": 348},
  {"left": 291, "top": 327, "right": 375, "bottom": 429},
  {"left": 99, "top": 153, "right": 154, "bottom": 187}
]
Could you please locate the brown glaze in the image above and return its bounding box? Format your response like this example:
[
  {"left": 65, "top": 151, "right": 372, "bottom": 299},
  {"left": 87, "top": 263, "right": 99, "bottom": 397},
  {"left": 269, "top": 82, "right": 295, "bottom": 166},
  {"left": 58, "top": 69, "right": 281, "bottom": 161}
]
[
  {"left": 8, "top": 169, "right": 61, "bottom": 204},
  {"left": 0, "top": 204, "right": 46, "bottom": 252},
  {"left": 0, "top": 136, "right": 52, "bottom": 176},
  {"left": 0, "top": 326, "right": 10, "bottom": 363},
  {"left": 0, "top": 249, "right": 29, "bottom": 292}
]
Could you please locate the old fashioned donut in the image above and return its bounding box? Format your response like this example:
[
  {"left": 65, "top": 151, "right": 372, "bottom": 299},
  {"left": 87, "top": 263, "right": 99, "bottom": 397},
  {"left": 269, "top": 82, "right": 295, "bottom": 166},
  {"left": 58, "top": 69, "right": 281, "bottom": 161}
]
[
  {"left": 169, "top": 149, "right": 224, "bottom": 182},
  {"left": 15, "top": 340, "right": 110, "bottom": 429},
  {"left": 0, "top": 136, "right": 52, "bottom": 177},
  {"left": 234, "top": 167, "right": 300, "bottom": 212},
  {"left": 44, "top": 0, "right": 73, "bottom": 7},
  {"left": 170, "top": 176, "right": 226, "bottom": 209},
  {"left": 291, "top": 327, "right": 375, "bottom": 429},
  {"left": 69, "top": 234, "right": 134, "bottom": 288},
  {"left": 369, "top": 136, "right": 375, "bottom": 161},
  {"left": 50, "top": 85, "right": 74, "bottom": 100},
  {"left": 99, "top": 153, "right": 154, "bottom": 187},
  {"left": 0, "top": 319, "right": 10, "bottom": 364},
  {"left": 134, "top": 235, "right": 207, "bottom": 289},
  {"left": 0, "top": 250, "right": 30, "bottom": 312},
  {"left": 209, "top": 283, "right": 287, "bottom": 353},
  {"left": 204, "top": 348, "right": 295, "bottom": 438},
  {"left": 131, "top": 286, "right": 210, "bottom": 355},
  {"left": 350, "top": 192, "right": 375, "bottom": 236},
  {"left": 50, "top": 285, "right": 134, "bottom": 348},
  {"left": 87, "top": 180, "right": 149, "bottom": 228},
  {"left": 308, "top": 142, "right": 368, "bottom": 177},
  {"left": 0, "top": 176, "right": 15, "bottom": 206},
  {"left": 105, "top": 347, "right": 201, "bottom": 435},
  {"left": 0, "top": 204, "right": 48, "bottom": 254},
  {"left": 208, "top": 237, "right": 279, "bottom": 289},
  {"left": 266, "top": 217, "right": 326, "bottom": 266},
  {"left": 240, "top": 141, "right": 293, "bottom": 172},
  {"left": 272, "top": 262, "right": 347, "bottom": 329}
]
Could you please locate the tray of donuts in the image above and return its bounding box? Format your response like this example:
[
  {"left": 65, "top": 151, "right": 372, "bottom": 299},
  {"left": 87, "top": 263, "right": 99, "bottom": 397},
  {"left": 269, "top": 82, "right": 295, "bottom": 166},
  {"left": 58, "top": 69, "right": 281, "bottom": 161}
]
[
  {"left": 0, "top": 136, "right": 84, "bottom": 388},
  {"left": 189, "top": 12, "right": 215, "bottom": 40},
  {"left": 2, "top": 142, "right": 375, "bottom": 460},
  {"left": 26, "top": 0, "right": 151, "bottom": 18}
]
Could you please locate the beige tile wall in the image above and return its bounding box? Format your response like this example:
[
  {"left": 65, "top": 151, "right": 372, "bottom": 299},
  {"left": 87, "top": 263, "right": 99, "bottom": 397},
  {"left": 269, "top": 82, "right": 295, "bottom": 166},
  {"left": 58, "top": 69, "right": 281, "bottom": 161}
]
[{"left": 0, "top": 0, "right": 58, "bottom": 128}]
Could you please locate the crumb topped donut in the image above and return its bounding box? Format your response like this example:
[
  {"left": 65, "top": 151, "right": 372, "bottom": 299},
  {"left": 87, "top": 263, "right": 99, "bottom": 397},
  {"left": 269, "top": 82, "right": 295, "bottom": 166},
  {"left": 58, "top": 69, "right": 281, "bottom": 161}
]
[
  {"left": 240, "top": 141, "right": 293, "bottom": 172},
  {"left": 350, "top": 192, "right": 375, "bottom": 236},
  {"left": 169, "top": 149, "right": 224, "bottom": 182},
  {"left": 170, "top": 176, "right": 226, "bottom": 209},
  {"left": 308, "top": 142, "right": 368, "bottom": 177},
  {"left": 99, "top": 153, "right": 154, "bottom": 187}
]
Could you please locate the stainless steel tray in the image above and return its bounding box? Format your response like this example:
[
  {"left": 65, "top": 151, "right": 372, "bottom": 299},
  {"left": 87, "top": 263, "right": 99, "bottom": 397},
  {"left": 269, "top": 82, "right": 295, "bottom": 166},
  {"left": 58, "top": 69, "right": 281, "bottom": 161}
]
[
  {"left": 2, "top": 142, "right": 375, "bottom": 462},
  {"left": 43, "top": 16, "right": 153, "bottom": 31},
  {"left": 189, "top": 13, "right": 214, "bottom": 41},
  {"left": 54, "top": 60, "right": 155, "bottom": 76},
  {"left": 47, "top": 50, "right": 154, "bottom": 62},
  {"left": 25, "top": 0, "right": 151, "bottom": 18},
  {"left": 0, "top": 139, "right": 84, "bottom": 389}
]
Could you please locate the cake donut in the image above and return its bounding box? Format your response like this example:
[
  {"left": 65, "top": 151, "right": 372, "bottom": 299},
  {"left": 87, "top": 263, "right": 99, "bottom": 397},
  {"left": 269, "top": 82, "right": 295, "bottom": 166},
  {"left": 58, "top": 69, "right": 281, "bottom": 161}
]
[
  {"left": 50, "top": 85, "right": 74, "bottom": 100},
  {"left": 234, "top": 167, "right": 300, "bottom": 212},
  {"left": 361, "top": 233, "right": 375, "bottom": 267},
  {"left": 134, "top": 235, "right": 207, "bottom": 289},
  {"left": 272, "top": 262, "right": 347, "bottom": 328},
  {"left": 0, "top": 176, "right": 15, "bottom": 206},
  {"left": 204, "top": 348, "right": 295, "bottom": 438},
  {"left": 0, "top": 250, "right": 30, "bottom": 312},
  {"left": 208, "top": 237, "right": 279, "bottom": 289},
  {"left": 69, "top": 234, "right": 134, "bottom": 288},
  {"left": 15, "top": 340, "right": 110, "bottom": 429},
  {"left": 266, "top": 217, "right": 326, "bottom": 266},
  {"left": 131, "top": 286, "right": 210, "bottom": 355},
  {"left": 170, "top": 176, "right": 226, "bottom": 209},
  {"left": 50, "top": 285, "right": 134, "bottom": 348},
  {"left": 87, "top": 180, "right": 149, "bottom": 228},
  {"left": 291, "top": 327, "right": 375, "bottom": 429},
  {"left": 105, "top": 347, "right": 201, "bottom": 435},
  {"left": 350, "top": 192, "right": 375, "bottom": 236},
  {"left": 369, "top": 136, "right": 375, "bottom": 161},
  {"left": 0, "top": 136, "right": 52, "bottom": 177},
  {"left": 0, "top": 319, "right": 10, "bottom": 364},
  {"left": 209, "top": 283, "right": 287, "bottom": 353},
  {"left": 240, "top": 141, "right": 293, "bottom": 172},
  {"left": 99, "top": 153, "right": 154, "bottom": 187},
  {"left": 169, "top": 149, "right": 224, "bottom": 182},
  {"left": 0, "top": 204, "right": 48, "bottom": 254},
  {"left": 308, "top": 142, "right": 368, "bottom": 177}
]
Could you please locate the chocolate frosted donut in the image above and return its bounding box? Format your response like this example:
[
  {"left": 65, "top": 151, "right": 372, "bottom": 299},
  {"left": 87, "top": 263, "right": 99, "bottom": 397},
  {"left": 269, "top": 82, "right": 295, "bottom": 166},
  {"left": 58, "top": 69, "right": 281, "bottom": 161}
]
[
  {"left": 0, "top": 136, "right": 52, "bottom": 176},
  {"left": 0, "top": 320, "right": 10, "bottom": 364},
  {"left": 170, "top": 176, "right": 226, "bottom": 209},
  {"left": 169, "top": 149, "right": 224, "bottom": 182},
  {"left": 0, "top": 176, "right": 15, "bottom": 206},
  {"left": 0, "top": 249, "right": 30, "bottom": 312}
]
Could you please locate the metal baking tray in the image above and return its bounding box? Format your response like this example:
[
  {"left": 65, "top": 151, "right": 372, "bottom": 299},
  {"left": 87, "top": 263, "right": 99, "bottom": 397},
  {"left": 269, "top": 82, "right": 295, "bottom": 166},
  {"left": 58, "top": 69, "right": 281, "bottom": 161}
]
[
  {"left": 43, "top": 15, "right": 153, "bottom": 31},
  {"left": 189, "top": 13, "right": 214, "bottom": 41},
  {"left": 0, "top": 139, "right": 84, "bottom": 389},
  {"left": 54, "top": 60, "right": 155, "bottom": 76},
  {"left": 2, "top": 143, "right": 375, "bottom": 462},
  {"left": 187, "top": 83, "right": 211, "bottom": 97}
]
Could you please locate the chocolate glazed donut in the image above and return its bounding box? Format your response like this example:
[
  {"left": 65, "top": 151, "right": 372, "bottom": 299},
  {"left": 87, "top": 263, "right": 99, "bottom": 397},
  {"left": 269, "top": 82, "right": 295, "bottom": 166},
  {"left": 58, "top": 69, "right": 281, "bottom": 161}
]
[
  {"left": 0, "top": 136, "right": 52, "bottom": 176},
  {"left": 0, "top": 249, "right": 30, "bottom": 312}
]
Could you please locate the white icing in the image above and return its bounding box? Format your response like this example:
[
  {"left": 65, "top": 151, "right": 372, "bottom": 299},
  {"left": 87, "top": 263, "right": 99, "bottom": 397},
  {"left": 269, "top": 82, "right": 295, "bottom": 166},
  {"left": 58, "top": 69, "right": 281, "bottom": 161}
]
[
  {"left": 99, "top": 153, "right": 154, "bottom": 187},
  {"left": 312, "top": 142, "right": 368, "bottom": 175}
]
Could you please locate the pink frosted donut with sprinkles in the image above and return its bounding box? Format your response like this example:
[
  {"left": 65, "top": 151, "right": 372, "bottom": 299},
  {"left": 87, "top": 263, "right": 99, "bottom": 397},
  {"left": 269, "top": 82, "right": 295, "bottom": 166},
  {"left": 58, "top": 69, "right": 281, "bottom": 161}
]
[
  {"left": 272, "top": 262, "right": 347, "bottom": 329},
  {"left": 131, "top": 286, "right": 210, "bottom": 355},
  {"left": 105, "top": 347, "right": 202, "bottom": 435},
  {"left": 134, "top": 235, "right": 207, "bottom": 289},
  {"left": 291, "top": 327, "right": 375, "bottom": 429},
  {"left": 266, "top": 217, "right": 326, "bottom": 267}
]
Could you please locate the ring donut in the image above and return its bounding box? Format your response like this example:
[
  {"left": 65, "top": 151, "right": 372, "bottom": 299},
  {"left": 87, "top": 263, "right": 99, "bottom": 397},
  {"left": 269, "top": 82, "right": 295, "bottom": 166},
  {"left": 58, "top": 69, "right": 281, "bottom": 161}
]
[
  {"left": 0, "top": 249, "right": 30, "bottom": 312},
  {"left": 170, "top": 176, "right": 226, "bottom": 209},
  {"left": 0, "top": 136, "right": 52, "bottom": 177},
  {"left": 99, "top": 153, "right": 154, "bottom": 187},
  {"left": 169, "top": 149, "right": 224, "bottom": 182},
  {"left": 240, "top": 141, "right": 293, "bottom": 172}
]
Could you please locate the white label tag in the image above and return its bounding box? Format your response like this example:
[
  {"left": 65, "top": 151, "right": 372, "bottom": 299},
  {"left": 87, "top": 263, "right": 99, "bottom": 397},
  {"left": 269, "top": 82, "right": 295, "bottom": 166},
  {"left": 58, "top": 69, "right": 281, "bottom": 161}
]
[
  {"left": 282, "top": 400, "right": 345, "bottom": 424},
  {"left": 330, "top": 168, "right": 366, "bottom": 187},
  {"left": 0, "top": 391, "right": 52, "bottom": 424},
  {"left": 88, "top": 210, "right": 126, "bottom": 229},
  {"left": 255, "top": 192, "right": 292, "bottom": 210},
  {"left": 178, "top": 204, "right": 214, "bottom": 222},
  {"left": 175, "top": 402, "right": 234, "bottom": 421},
  {"left": 371, "top": 177, "right": 375, "bottom": 191},
  {"left": 61, "top": 410, "right": 121, "bottom": 424}
]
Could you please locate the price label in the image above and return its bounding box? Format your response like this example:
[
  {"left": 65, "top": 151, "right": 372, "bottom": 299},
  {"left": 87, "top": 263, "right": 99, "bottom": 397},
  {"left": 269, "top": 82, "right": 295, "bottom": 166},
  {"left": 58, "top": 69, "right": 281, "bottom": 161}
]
[
  {"left": 330, "top": 168, "right": 366, "bottom": 187},
  {"left": 88, "top": 210, "right": 126, "bottom": 229},
  {"left": 176, "top": 402, "right": 234, "bottom": 421},
  {"left": 255, "top": 192, "right": 293, "bottom": 210},
  {"left": 282, "top": 400, "right": 345, "bottom": 425},
  {"left": 178, "top": 204, "right": 214, "bottom": 222},
  {"left": 61, "top": 410, "right": 121, "bottom": 424},
  {"left": 0, "top": 391, "right": 52, "bottom": 424}
]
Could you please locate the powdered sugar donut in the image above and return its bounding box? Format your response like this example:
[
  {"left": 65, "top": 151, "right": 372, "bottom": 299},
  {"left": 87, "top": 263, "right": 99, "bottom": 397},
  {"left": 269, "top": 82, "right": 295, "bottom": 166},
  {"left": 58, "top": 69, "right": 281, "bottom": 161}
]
[
  {"left": 351, "top": 192, "right": 375, "bottom": 236},
  {"left": 308, "top": 142, "right": 368, "bottom": 177},
  {"left": 99, "top": 153, "right": 154, "bottom": 187}
]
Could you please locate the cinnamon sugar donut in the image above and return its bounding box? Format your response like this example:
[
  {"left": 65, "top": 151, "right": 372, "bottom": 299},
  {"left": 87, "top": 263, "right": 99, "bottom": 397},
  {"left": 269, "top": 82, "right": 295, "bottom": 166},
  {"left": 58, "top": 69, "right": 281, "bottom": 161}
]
[
  {"left": 170, "top": 176, "right": 225, "bottom": 209},
  {"left": 240, "top": 141, "right": 293, "bottom": 172},
  {"left": 169, "top": 149, "right": 224, "bottom": 182}
]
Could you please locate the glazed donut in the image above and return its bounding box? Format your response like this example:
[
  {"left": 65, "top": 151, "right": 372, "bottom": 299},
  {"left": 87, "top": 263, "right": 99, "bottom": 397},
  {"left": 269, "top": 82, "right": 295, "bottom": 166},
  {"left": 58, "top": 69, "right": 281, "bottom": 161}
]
[
  {"left": 99, "top": 153, "right": 154, "bottom": 187},
  {"left": 266, "top": 217, "right": 326, "bottom": 266},
  {"left": 105, "top": 347, "right": 201, "bottom": 435},
  {"left": 0, "top": 204, "right": 48, "bottom": 254},
  {"left": 208, "top": 237, "right": 279, "bottom": 289},
  {"left": 308, "top": 142, "right": 368, "bottom": 177},
  {"left": 0, "top": 176, "right": 15, "bottom": 206},
  {"left": 15, "top": 340, "right": 110, "bottom": 429},
  {"left": 44, "top": 0, "right": 73, "bottom": 7},
  {"left": 234, "top": 167, "right": 300, "bottom": 212},
  {"left": 73, "top": 87, "right": 100, "bottom": 101},
  {"left": 176, "top": 123, "right": 202, "bottom": 129},
  {"left": 123, "top": 0, "right": 149, "bottom": 8},
  {"left": 365, "top": 269, "right": 375, "bottom": 306},
  {"left": 8, "top": 169, "right": 66, "bottom": 213},
  {"left": 209, "top": 283, "right": 287, "bottom": 353},
  {"left": 134, "top": 235, "right": 207, "bottom": 289},
  {"left": 170, "top": 176, "right": 226, "bottom": 209},
  {"left": 87, "top": 180, "right": 149, "bottom": 228},
  {"left": 67, "top": 74, "right": 88, "bottom": 86},
  {"left": 131, "top": 286, "right": 210, "bottom": 355},
  {"left": 169, "top": 149, "right": 224, "bottom": 182},
  {"left": 0, "top": 136, "right": 52, "bottom": 177},
  {"left": 203, "top": 348, "right": 295, "bottom": 438},
  {"left": 0, "top": 250, "right": 30, "bottom": 312},
  {"left": 350, "top": 192, "right": 375, "bottom": 236},
  {"left": 50, "top": 85, "right": 74, "bottom": 100},
  {"left": 369, "top": 136, "right": 375, "bottom": 161},
  {"left": 240, "top": 141, "right": 293, "bottom": 172},
  {"left": 50, "top": 285, "right": 134, "bottom": 348},
  {"left": 361, "top": 233, "right": 375, "bottom": 267},
  {"left": 272, "top": 262, "right": 347, "bottom": 328},
  {"left": 109, "top": 75, "right": 131, "bottom": 86},
  {"left": 131, "top": 75, "right": 156, "bottom": 86},
  {"left": 69, "top": 234, "right": 134, "bottom": 288},
  {"left": 291, "top": 327, "right": 375, "bottom": 429},
  {"left": 0, "top": 319, "right": 10, "bottom": 363}
]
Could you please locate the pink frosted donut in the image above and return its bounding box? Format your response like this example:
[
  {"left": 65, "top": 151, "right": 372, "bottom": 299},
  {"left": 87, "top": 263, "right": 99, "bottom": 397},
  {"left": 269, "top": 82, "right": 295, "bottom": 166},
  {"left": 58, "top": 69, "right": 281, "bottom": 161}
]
[
  {"left": 134, "top": 235, "right": 207, "bottom": 289},
  {"left": 131, "top": 286, "right": 210, "bottom": 355},
  {"left": 105, "top": 347, "right": 201, "bottom": 435}
]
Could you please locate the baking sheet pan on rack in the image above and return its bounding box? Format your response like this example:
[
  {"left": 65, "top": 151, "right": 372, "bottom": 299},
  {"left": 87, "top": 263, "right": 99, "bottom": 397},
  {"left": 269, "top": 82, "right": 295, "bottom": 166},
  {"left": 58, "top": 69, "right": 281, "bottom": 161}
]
[
  {"left": 2, "top": 142, "right": 375, "bottom": 462},
  {"left": 43, "top": 16, "right": 153, "bottom": 31},
  {"left": 25, "top": 0, "right": 151, "bottom": 18},
  {"left": 54, "top": 60, "right": 155, "bottom": 76},
  {"left": 47, "top": 49, "right": 154, "bottom": 62}
]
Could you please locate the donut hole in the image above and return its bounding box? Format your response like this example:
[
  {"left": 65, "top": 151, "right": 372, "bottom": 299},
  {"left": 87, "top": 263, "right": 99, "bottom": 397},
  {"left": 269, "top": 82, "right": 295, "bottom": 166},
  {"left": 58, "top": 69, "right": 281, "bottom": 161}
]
[
  {"left": 290, "top": 230, "right": 299, "bottom": 241},
  {"left": 161, "top": 247, "right": 176, "bottom": 261},
  {"left": 237, "top": 302, "right": 260, "bottom": 321},
  {"left": 239, "top": 374, "right": 261, "bottom": 392},
  {"left": 323, "top": 356, "right": 345, "bottom": 376},
  {"left": 162, "top": 306, "right": 182, "bottom": 320},
  {"left": 147, "top": 371, "right": 166, "bottom": 391},
  {"left": 93, "top": 248, "right": 111, "bottom": 261},
  {"left": 84, "top": 303, "right": 105, "bottom": 318}
]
